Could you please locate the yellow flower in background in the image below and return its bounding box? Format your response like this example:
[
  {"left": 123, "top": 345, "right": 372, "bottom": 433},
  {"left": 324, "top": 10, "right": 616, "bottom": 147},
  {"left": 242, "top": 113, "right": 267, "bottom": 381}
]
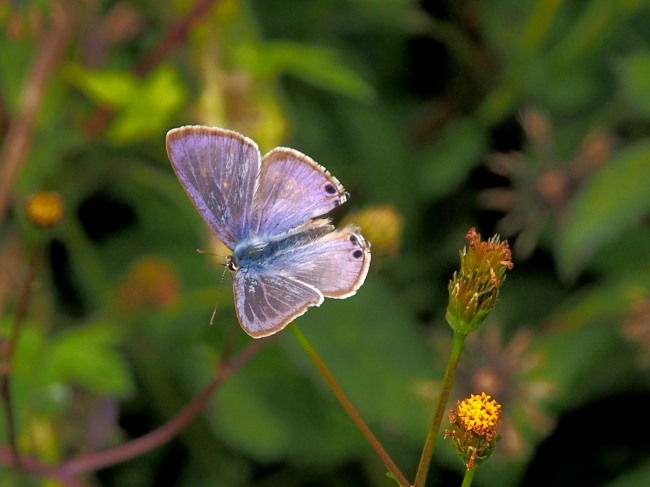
[
  {"left": 447, "top": 228, "right": 513, "bottom": 334},
  {"left": 342, "top": 205, "right": 403, "bottom": 257},
  {"left": 445, "top": 392, "right": 502, "bottom": 470},
  {"left": 26, "top": 191, "right": 64, "bottom": 227}
]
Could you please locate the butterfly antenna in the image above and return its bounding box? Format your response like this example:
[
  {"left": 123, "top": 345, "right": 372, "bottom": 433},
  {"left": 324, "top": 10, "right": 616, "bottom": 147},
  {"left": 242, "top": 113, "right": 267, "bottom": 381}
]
[
  {"left": 196, "top": 249, "right": 229, "bottom": 325},
  {"left": 197, "top": 248, "right": 228, "bottom": 264},
  {"left": 210, "top": 265, "right": 230, "bottom": 326}
]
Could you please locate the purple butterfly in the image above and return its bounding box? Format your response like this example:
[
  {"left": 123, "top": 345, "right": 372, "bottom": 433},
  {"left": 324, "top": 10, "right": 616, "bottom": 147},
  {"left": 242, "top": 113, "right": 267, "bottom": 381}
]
[{"left": 166, "top": 126, "right": 371, "bottom": 338}]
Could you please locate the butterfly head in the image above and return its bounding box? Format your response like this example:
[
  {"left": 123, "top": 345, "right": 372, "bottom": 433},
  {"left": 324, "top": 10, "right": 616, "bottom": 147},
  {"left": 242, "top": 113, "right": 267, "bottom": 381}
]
[{"left": 226, "top": 254, "right": 240, "bottom": 272}]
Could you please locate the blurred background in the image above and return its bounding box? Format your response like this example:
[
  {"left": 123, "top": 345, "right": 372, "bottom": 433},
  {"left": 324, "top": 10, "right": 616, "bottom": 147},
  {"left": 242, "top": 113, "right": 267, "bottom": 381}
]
[{"left": 2, "top": 0, "right": 650, "bottom": 486}]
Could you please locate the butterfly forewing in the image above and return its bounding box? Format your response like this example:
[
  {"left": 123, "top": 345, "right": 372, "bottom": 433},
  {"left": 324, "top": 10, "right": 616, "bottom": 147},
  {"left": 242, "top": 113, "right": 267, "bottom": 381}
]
[
  {"left": 253, "top": 148, "right": 347, "bottom": 236},
  {"left": 166, "top": 126, "right": 260, "bottom": 247},
  {"left": 233, "top": 270, "right": 324, "bottom": 337}
]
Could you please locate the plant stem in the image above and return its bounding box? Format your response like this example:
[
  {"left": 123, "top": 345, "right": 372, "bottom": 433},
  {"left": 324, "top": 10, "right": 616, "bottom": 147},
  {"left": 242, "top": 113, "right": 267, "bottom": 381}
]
[
  {"left": 0, "top": 1, "right": 72, "bottom": 221},
  {"left": 461, "top": 467, "right": 476, "bottom": 487},
  {"left": 289, "top": 324, "right": 412, "bottom": 487},
  {"left": 58, "top": 337, "right": 267, "bottom": 475},
  {"left": 0, "top": 252, "right": 40, "bottom": 468},
  {"left": 85, "top": 0, "right": 221, "bottom": 136},
  {"left": 414, "top": 331, "right": 466, "bottom": 487}
]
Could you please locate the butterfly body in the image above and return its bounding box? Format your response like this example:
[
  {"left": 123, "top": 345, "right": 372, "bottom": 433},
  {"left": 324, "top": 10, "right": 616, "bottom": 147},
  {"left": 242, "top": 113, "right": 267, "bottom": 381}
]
[{"left": 166, "top": 126, "right": 370, "bottom": 337}]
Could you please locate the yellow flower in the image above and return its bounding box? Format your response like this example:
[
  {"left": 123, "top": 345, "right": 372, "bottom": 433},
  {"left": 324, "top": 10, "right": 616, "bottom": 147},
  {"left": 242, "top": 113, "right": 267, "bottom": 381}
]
[
  {"left": 445, "top": 392, "right": 502, "bottom": 470},
  {"left": 456, "top": 392, "right": 501, "bottom": 439},
  {"left": 25, "top": 191, "right": 64, "bottom": 227},
  {"left": 447, "top": 228, "right": 513, "bottom": 334}
]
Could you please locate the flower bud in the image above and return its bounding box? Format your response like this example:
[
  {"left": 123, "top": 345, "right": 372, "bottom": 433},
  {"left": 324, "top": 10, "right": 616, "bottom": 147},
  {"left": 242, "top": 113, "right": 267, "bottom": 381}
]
[{"left": 446, "top": 228, "right": 512, "bottom": 334}]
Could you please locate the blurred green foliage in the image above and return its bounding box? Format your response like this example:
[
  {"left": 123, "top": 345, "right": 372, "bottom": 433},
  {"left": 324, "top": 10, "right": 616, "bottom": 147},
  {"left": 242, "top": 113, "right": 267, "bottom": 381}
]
[{"left": 2, "top": 0, "right": 650, "bottom": 486}]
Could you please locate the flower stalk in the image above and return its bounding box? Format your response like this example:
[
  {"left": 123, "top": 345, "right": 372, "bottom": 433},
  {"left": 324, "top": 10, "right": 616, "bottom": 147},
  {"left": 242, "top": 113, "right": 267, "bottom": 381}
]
[
  {"left": 415, "top": 228, "right": 512, "bottom": 486},
  {"left": 414, "top": 331, "right": 466, "bottom": 486},
  {"left": 289, "top": 323, "right": 411, "bottom": 487}
]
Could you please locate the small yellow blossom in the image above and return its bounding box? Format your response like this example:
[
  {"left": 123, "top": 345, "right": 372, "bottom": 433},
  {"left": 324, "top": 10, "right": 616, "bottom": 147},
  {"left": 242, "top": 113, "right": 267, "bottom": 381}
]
[
  {"left": 456, "top": 392, "right": 501, "bottom": 440},
  {"left": 445, "top": 392, "right": 502, "bottom": 470},
  {"left": 447, "top": 228, "right": 513, "bottom": 334},
  {"left": 26, "top": 191, "right": 64, "bottom": 227}
]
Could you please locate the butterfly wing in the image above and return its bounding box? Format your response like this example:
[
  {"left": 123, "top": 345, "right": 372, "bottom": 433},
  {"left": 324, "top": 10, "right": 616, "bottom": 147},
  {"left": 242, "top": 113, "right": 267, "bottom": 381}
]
[
  {"left": 275, "top": 227, "right": 371, "bottom": 298},
  {"left": 233, "top": 269, "right": 324, "bottom": 338},
  {"left": 253, "top": 148, "right": 348, "bottom": 236},
  {"left": 233, "top": 227, "right": 371, "bottom": 337},
  {"left": 166, "top": 126, "right": 260, "bottom": 247}
]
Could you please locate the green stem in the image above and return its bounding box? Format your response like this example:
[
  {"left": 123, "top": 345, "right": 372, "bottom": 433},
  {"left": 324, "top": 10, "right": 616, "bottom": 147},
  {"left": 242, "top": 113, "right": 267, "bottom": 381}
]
[
  {"left": 414, "top": 331, "right": 466, "bottom": 487},
  {"left": 290, "top": 324, "right": 411, "bottom": 487},
  {"left": 461, "top": 467, "right": 476, "bottom": 487}
]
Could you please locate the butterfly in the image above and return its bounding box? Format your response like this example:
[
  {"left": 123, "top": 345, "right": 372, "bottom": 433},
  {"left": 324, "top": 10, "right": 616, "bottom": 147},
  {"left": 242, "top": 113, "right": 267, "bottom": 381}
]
[{"left": 166, "top": 126, "right": 371, "bottom": 338}]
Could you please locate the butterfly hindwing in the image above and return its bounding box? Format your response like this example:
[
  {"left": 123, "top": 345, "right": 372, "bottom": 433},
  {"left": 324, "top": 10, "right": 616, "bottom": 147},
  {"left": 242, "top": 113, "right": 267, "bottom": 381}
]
[
  {"left": 166, "top": 126, "right": 260, "bottom": 247},
  {"left": 233, "top": 269, "right": 324, "bottom": 337},
  {"left": 233, "top": 226, "right": 371, "bottom": 337},
  {"left": 270, "top": 227, "right": 371, "bottom": 299}
]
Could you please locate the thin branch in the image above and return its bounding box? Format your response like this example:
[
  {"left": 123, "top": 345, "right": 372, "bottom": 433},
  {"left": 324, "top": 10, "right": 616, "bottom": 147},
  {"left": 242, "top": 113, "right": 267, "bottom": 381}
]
[
  {"left": 85, "top": 0, "right": 220, "bottom": 136},
  {"left": 0, "top": 252, "right": 40, "bottom": 468},
  {"left": 290, "top": 324, "right": 412, "bottom": 487},
  {"left": 0, "top": 1, "right": 73, "bottom": 222},
  {"left": 56, "top": 337, "right": 267, "bottom": 476},
  {"left": 0, "top": 446, "right": 88, "bottom": 487}
]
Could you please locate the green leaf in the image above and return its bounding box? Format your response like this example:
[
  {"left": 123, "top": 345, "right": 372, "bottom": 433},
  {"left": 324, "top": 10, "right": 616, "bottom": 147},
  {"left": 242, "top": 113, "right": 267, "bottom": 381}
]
[
  {"left": 49, "top": 323, "right": 133, "bottom": 396},
  {"left": 237, "top": 41, "right": 375, "bottom": 102},
  {"left": 109, "top": 65, "right": 187, "bottom": 143},
  {"left": 65, "top": 64, "right": 186, "bottom": 143},
  {"left": 65, "top": 64, "right": 139, "bottom": 107},
  {"left": 620, "top": 51, "right": 650, "bottom": 118},
  {"left": 557, "top": 139, "right": 650, "bottom": 279}
]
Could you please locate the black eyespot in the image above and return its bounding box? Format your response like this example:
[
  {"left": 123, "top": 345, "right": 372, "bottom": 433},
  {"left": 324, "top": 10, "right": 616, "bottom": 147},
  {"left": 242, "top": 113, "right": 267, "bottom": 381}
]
[
  {"left": 333, "top": 199, "right": 341, "bottom": 207},
  {"left": 324, "top": 183, "right": 337, "bottom": 195},
  {"left": 352, "top": 249, "right": 363, "bottom": 259},
  {"left": 349, "top": 235, "right": 358, "bottom": 245}
]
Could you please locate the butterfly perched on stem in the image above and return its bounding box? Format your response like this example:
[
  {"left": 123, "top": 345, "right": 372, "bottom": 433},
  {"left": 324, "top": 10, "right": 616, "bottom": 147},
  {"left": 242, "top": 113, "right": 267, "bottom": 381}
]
[{"left": 166, "top": 126, "right": 371, "bottom": 338}]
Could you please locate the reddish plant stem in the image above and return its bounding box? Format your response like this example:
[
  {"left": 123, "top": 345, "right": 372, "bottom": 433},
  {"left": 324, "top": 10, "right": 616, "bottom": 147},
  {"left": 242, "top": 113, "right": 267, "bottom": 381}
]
[
  {"left": 85, "top": 0, "right": 220, "bottom": 136},
  {"left": 0, "top": 2, "right": 72, "bottom": 222},
  {"left": 290, "top": 324, "right": 412, "bottom": 487},
  {"left": 0, "top": 337, "right": 266, "bottom": 481},
  {"left": 0, "top": 447, "right": 87, "bottom": 487},
  {"left": 57, "top": 337, "right": 267, "bottom": 476},
  {"left": 1, "top": 252, "right": 40, "bottom": 468}
]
